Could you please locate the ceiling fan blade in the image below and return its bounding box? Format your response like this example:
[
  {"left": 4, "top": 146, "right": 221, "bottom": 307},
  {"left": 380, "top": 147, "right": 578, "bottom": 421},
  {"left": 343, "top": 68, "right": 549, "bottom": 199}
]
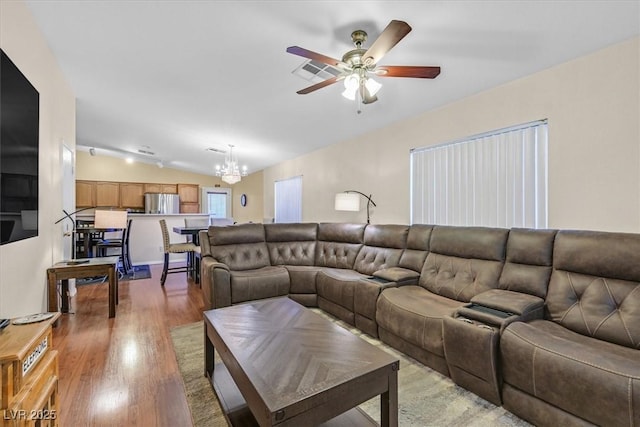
[
  {"left": 286, "top": 46, "right": 344, "bottom": 68},
  {"left": 362, "top": 20, "right": 412, "bottom": 66},
  {"left": 296, "top": 76, "right": 342, "bottom": 95},
  {"left": 375, "top": 65, "right": 441, "bottom": 79}
]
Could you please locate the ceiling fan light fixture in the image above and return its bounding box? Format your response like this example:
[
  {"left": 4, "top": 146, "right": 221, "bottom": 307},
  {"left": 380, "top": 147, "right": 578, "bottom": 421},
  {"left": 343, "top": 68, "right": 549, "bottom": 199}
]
[{"left": 365, "top": 77, "right": 382, "bottom": 96}]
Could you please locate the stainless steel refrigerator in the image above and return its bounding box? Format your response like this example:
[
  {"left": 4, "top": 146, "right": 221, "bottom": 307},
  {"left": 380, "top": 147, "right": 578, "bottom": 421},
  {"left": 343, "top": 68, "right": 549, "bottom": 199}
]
[{"left": 144, "top": 193, "right": 180, "bottom": 214}]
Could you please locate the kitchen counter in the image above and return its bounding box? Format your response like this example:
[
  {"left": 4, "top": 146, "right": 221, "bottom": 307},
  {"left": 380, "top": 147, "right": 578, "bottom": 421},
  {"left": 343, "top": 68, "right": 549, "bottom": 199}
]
[{"left": 76, "top": 212, "right": 212, "bottom": 265}]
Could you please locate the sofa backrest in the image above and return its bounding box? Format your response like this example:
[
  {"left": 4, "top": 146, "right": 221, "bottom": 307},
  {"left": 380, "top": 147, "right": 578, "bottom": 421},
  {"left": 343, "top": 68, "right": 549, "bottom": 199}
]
[
  {"left": 419, "top": 225, "right": 509, "bottom": 302},
  {"left": 265, "top": 223, "right": 318, "bottom": 266},
  {"left": 499, "top": 228, "right": 557, "bottom": 298},
  {"left": 315, "top": 223, "right": 365, "bottom": 269},
  {"left": 353, "top": 224, "right": 408, "bottom": 275},
  {"left": 547, "top": 230, "right": 640, "bottom": 349},
  {"left": 398, "top": 224, "right": 433, "bottom": 273},
  {"left": 203, "top": 223, "right": 270, "bottom": 271}
]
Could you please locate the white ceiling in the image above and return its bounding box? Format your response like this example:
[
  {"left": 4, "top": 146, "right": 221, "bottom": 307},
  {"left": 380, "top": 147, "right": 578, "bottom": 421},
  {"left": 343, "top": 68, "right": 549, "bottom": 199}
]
[{"left": 26, "top": 1, "right": 640, "bottom": 176}]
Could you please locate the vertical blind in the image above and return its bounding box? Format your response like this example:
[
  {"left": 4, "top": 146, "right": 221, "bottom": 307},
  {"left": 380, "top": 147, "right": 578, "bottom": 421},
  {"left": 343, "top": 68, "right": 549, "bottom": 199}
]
[
  {"left": 274, "top": 175, "right": 302, "bottom": 223},
  {"left": 410, "top": 120, "right": 548, "bottom": 228}
]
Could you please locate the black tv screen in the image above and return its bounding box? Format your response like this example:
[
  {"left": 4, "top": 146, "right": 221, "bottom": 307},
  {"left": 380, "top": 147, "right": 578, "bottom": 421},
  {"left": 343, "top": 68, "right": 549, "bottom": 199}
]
[{"left": 1, "top": 49, "right": 40, "bottom": 244}]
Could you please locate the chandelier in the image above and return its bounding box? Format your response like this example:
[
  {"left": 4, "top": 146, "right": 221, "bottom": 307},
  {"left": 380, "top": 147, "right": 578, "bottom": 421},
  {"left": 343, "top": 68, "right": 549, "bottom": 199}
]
[{"left": 215, "top": 144, "right": 247, "bottom": 185}]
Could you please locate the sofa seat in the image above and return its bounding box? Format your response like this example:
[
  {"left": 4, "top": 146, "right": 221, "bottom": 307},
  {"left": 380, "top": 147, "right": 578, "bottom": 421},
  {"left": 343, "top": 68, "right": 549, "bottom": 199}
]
[
  {"left": 376, "top": 285, "right": 465, "bottom": 375},
  {"left": 317, "top": 268, "right": 370, "bottom": 325},
  {"left": 230, "top": 266, "right": 290, "bottom": 304},
  {"left": 284, "top": 265, "right": 323, "bottom": 306},
  {"left": 501, "top": 319, "right": 640, "bottom": 427}
]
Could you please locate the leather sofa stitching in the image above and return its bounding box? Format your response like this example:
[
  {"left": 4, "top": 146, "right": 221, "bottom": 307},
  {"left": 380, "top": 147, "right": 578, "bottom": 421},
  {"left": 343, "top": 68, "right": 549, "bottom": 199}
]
[
  {"left": 627, "top": 377, "right": 633, "bottom": 427},
  {"left": 532, "top": 346, "right": 538, "bottom": 397},
  {"left": 505, "top": 328, "right": 640, "bottom": 379},
  {"left": 620, "top": 285, "right": 640, "bottom": 349}
]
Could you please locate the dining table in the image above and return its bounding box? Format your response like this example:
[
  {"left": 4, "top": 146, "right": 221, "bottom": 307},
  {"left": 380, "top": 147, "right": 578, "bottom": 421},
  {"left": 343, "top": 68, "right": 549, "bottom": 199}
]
[
  {"left": 172, "top": 225, "right": 208, "bottom": 246},
  {"left": 73, "top": 226, "right": 122, "bottom": 258}
]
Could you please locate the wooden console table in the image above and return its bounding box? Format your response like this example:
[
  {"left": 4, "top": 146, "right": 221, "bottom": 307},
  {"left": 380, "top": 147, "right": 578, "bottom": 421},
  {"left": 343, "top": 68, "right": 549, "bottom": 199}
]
[
  {"left": 47, "top": 257, "right": 120, "bottom": 318},
  {"left": 0, "top": 313, "right": 60, "bottom": 427}
]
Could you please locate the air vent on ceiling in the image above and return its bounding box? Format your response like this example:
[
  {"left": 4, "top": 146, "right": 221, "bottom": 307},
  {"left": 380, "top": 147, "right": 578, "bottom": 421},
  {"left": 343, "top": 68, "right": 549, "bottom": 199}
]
[
  {"left": 137, "top": 148, "right": 155, "bottom": 156},
  {"left": 292, "top": 59, "right": 342, "bottom": 83}
]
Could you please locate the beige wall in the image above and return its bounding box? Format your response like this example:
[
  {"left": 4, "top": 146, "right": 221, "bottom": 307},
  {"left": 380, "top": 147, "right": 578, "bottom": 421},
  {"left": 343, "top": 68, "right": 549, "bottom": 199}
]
[
  {"left": 76, "top": 151, "right": 264, "bottom": 221},
  {"left": 264, "top": 37, "right": 640, "bottom": 233},
  {"left": 76, "top": 150, "right": 224, "bottom": 187},
  {"left": 0, "top": 1, "right": 77, "bottom": 317},
  {"left": 230, "top": 170, "right": 264, "bottom": 224}
]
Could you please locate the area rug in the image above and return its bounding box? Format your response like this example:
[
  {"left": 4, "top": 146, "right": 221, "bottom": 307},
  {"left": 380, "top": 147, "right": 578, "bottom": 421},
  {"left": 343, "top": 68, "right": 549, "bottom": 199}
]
[
  {"left": 170, "top": 311, "right": 531, "bottom": 427},
  {"left": 77, "top": 264, "right": 151, "bottom": 285}
]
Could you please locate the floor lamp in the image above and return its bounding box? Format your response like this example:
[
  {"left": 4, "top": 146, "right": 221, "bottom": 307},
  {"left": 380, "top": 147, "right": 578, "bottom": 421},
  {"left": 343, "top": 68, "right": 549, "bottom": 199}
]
[{"left": 334, "top": 190, "right": 377, "bottom": 224}]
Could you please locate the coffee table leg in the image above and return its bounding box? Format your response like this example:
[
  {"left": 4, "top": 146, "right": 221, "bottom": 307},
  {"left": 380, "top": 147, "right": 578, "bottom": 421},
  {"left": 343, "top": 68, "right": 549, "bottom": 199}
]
[
  {"left": 205, "top": 324, "right": 215, "bottom": 379},
  {"left": 381, "top": 365, "right": 398, "bottom": 427}
]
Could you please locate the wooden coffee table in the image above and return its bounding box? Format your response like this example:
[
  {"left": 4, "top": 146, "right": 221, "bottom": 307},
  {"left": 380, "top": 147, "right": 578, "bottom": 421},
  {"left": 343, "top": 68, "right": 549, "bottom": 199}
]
[{"left": 204, "top": 297, "right": 399, "bottom": 427}]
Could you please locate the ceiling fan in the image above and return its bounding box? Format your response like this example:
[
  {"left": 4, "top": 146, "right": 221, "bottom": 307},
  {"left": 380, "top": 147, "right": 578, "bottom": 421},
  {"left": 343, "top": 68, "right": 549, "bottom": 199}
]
[{"left": 286, "top": 20, "right": 440, "bottom": 106}]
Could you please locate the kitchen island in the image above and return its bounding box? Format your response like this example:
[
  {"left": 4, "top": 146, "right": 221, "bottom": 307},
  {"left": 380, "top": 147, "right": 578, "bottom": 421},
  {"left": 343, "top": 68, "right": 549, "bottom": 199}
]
[{"left": 77, "top": 213, "right": 212, "bottom": 266}]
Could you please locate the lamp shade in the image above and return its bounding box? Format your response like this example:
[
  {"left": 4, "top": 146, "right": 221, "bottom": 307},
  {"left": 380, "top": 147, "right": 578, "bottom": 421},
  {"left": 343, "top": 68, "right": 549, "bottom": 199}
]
[
  {"left": 334, "top": 193, "right": 360, "bottom": 211},
  {"left": 94, "top": 210, "right": 128, "bottom": 229}
]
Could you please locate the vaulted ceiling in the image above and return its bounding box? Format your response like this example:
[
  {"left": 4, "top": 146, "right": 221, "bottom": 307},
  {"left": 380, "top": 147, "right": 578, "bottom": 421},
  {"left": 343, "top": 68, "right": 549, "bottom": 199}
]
[{"left": 26, "top": 1, "right": 640, "bottom": 176}]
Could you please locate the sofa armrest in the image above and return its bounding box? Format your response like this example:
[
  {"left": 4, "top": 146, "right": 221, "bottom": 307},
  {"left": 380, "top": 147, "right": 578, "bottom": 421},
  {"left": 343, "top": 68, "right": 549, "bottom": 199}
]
[
  {"left": 455, "top": 290, "right": 545, "bottom": 331},
  {"left": 372, "top": 267, "right": 420, "bottom": 286},
  {"left": 471, "top": 289, "right": 544, "bottom": 320},
  {"left": 201, "top": 257, "right": 232, "bottom": 309}
]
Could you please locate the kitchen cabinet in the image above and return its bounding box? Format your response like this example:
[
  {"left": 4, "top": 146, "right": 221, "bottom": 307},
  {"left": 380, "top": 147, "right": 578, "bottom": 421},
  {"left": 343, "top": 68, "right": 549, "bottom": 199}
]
[
  {"left": 119, "top": 183, "right": 145, "bottom": 208},
  {"left": 180, "top": 203, "right": 200, "bottom": 214},
  {"left": 143, "top": 183, "right": 177, "bottom": 194},
  {"left": 76, "top": 181, "right": 95, "bottom": 207},
  {"left": 177, "top": 184, "right": 199, "bottom": 203},
  {"left": 75, "top": 180, "right": 198, "bottom": 210},
  {"left": 178, "top": 184, "right": 200, "bottom": 213},
  {"left": 95, "top": 182, "right": 120, "bottom": 207}
]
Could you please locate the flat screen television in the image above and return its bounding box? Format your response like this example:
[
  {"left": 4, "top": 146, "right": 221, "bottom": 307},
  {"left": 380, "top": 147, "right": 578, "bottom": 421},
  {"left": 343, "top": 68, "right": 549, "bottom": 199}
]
[{"left": 0, "top": 49, "right": 40, "bottom": 245}]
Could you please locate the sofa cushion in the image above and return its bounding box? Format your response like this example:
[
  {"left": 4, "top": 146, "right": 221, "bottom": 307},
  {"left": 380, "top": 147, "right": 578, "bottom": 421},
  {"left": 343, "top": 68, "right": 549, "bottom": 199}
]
[
  {"left": 548, "top": 229, "right": 640, "bottom": 349},
  {"left": 207, "top": 223, "right": 265, "bottom": 245},
  {"left": 210, "top": 242, "right": 270, "bottom": 271},
  {"left": 363, "top": 224, "right": 408, "bottom": 248},
  {"left": 229, "top": 266, "right": 290, "bottom": 304},
  {"left": 501, "top": 320, "right": 640, "bottom": 427},
  {"left": 314, "top": 223, "right": 365, "bottom": 269},
  {"left": 499, "top": 228, "right": 557, "bottom": 298},
  {"left": 284, "top": 265, "right": 321, "bottom": 294},
  {"left": 376, "top": 286, "right": 465, "bottom": 357},
  {"left": 547, "top": 269, "right": 640, "bottom": 349},
  {"left": 429, "top": 225, "right": 508, "bottom": 261},
  {"left": 398, "top": 224, "right": 433, "bottom": 272},
  {"left": 418, "top": 226, "right": 508, "bottom": 302},
  {"left": 420, "top": 253, "right": 504, "bottom": 302},
  {"left": 316, "top": 268, "right": 369, "bottom": 312},
  {"left": 265, "top": 223, "right": 317, "bottom": 266},
  {"left": 353, "top": 246, "right": 402, "bottom": 275}
]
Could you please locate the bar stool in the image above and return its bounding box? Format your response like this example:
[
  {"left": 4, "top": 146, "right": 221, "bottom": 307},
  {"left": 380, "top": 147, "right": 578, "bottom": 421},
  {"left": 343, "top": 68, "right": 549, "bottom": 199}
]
[{"left": 159, "top": 219, "right": 196, "bottom": 286}]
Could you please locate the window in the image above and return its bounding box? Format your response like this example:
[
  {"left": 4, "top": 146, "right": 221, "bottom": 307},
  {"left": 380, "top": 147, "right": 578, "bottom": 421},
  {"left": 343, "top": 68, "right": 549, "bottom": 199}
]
[
  {"left": 411, "top": 120, "right": 548, "bottom": 228},
  {"left": 274, "top": 176, "right": 302, "bottom": 223}
]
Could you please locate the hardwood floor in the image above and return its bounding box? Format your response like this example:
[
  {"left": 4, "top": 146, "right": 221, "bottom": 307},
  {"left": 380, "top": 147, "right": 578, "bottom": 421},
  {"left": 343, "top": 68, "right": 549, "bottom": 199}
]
[{"left": 52, "top": 264, "right": 204, "bottom": 427}]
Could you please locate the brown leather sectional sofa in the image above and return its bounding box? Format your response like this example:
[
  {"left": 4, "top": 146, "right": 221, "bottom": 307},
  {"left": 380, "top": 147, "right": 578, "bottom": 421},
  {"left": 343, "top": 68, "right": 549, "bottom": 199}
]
[{"left": 199, "top": 222, "right": 640, "bottom": 426}]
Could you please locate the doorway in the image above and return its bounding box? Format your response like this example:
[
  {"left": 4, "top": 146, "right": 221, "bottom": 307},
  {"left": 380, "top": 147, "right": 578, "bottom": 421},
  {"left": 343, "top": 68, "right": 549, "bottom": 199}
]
[{"left": 201, "top": 187, "right": 232, "bottom": 219}]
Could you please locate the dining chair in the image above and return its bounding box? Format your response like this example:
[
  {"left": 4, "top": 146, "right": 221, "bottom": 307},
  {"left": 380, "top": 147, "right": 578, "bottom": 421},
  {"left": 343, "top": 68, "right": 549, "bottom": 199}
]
[
  {"left": 96, "top": 218, "right": 132, "bottom": 274},
  {"left": 159, "top": 219, "right": 197, "bottom": 286}
]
